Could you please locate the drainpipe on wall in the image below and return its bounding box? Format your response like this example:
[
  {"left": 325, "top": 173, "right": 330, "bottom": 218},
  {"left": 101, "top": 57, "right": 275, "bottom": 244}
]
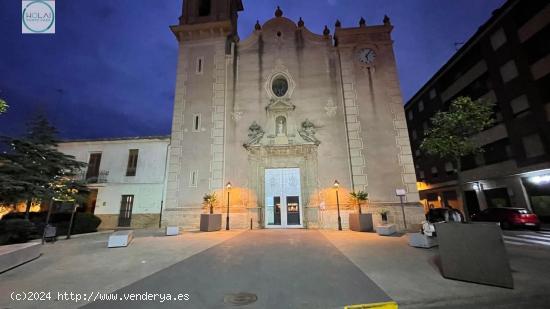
[
  {"left": 159, "top": 141, "right": 170, "bottom": 228},
  {"left": 336, "top": 47, "right": 355, "bottom": 192}
]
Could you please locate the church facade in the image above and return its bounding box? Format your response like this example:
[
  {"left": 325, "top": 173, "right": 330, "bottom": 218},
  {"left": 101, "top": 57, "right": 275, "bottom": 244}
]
[{"left": 163, "top": 0, "right": 424, "bottom": 230}]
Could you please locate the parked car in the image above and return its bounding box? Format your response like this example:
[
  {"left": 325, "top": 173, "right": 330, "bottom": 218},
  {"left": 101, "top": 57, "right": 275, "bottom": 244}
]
[{"left": 471, "top": 207, "right": 540, "bottom": 230}]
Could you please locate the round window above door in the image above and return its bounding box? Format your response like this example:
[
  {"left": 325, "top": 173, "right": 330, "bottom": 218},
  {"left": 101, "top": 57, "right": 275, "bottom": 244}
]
[{"left": 272, "top": 78, "right": 289, "bottom": 97}]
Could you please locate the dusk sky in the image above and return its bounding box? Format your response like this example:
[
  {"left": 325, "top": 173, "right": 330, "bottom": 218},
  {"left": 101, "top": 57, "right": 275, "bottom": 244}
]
[{"left": 0, "top": 0, "right": 505, "bottom": 140}]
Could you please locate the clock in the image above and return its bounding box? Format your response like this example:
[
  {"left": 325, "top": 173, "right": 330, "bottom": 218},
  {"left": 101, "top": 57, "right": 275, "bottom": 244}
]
[{"left": 358, "top": 48, "right": 376, "bottom": 64}]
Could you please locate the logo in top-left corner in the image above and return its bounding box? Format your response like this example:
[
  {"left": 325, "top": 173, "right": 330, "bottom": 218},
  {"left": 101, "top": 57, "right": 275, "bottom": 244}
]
[{"left": 22, "top": 1, "right": 55, "bottom": 34}]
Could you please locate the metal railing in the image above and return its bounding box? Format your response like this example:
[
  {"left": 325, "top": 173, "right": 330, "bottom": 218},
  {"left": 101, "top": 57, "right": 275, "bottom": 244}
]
[{"left": 75, "top": 170, "right": 109, "bottom": 184}]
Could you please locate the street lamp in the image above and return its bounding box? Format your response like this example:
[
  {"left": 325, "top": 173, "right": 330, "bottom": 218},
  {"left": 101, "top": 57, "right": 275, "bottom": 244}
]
[
  {"left": 226, "top": 182, "right": 232, "bottom": 230},
  {"left": 333, "top": 180, "right": 342, "bottom": 231}
]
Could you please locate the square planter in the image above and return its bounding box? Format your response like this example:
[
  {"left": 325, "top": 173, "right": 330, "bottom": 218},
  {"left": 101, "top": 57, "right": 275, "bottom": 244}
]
[
  {"left": 200, "top": 214, "right": 222, "bottom": 232},
  {"left": 108, "top": 230, "right": 134, "bottom": 248},
  {"left": 349, "top": 213, "right": 373, "bottom": 232},
  {"left": 165, "top": 226, "right": 180, "bottom": 236},
  {"left": 408, "top": 233, "right": 438, "bottom": 248},
  {"left": 376, "top": 224, "right": 397, "bottom": 236},
  {"left": 435, "top": 222, "right": 513, "bottom": 288}
]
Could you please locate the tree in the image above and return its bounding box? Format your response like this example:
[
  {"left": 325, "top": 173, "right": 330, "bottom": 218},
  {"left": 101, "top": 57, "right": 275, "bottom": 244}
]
[
  {"left": 0, "top": 138, "right": 50, "bottom": 211},
  {"left": 203, "top": 193, "right": 217, "bottom": 214},
  {"left": 349, "top": 191, "right": 368, "bottom": 214},
  {"left": 420, "top": 96, "right": 494, "bottom": 220},
  {"left": 0, "top": 115, "right": 87, "bottom": 218},
  {"left": 0, "top": 98, "right": 7, "bottom": 114}
]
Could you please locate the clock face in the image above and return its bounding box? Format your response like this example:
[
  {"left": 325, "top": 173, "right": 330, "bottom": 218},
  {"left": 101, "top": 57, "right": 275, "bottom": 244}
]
[{"left": 358, "top": 48, "right": 376, "bottom": 64}]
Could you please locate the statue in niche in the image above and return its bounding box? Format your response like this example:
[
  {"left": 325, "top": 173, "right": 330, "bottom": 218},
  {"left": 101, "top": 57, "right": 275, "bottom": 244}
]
[
  {"left": 275, "top": 116, "right": 287, "bottom": 136},
  {"left": 298, "top": 119, "right": 320, "bottom": 145},
  {"left": 243, "top": 121, "right": 265, "bottom": 148}
]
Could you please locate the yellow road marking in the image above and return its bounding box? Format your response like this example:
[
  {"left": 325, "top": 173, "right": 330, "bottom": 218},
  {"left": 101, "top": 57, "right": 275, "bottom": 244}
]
[{"left": 345, "top": 301, "right": 398, "bottom": 309}]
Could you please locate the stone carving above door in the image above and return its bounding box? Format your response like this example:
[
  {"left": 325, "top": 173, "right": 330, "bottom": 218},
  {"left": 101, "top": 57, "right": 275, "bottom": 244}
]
[
  {"left": 243, "top": 121, "right": 265, "bottom": 149},
  {"left": 297, "top": 119, "right": 321, "bottom": 145},
  {"left": 242, "top": 60, "right": 322, "bottom": 149},
  {"left": 264, "top": 96, "right": 296, "bottom": 145},
  {"left": 243, "top": 117, "right": 321, "bottom": 148},
  {"left": 265, "top": 98, "right": 296, "bottom": 112}
]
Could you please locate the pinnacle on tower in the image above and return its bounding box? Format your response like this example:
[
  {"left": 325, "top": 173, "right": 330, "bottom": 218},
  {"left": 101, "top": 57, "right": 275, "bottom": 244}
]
[
  {"left": 323, "top": 25, "right": 330, "bottom": 36},
  {"left": 383, "top": 15, "right": 391, "bottom": 25},
  {"left": 275, "top": 6, "right": 283, "bottom": 17}
]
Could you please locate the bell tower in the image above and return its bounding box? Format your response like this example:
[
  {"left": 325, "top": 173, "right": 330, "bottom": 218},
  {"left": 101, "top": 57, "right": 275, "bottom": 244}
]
[
  {"left": 163, "top": 0, "right": 243, "bottom": 228},
  {"left": 334, "top": 16, "right": 419, "bottom": 204},
  {"left": 176, "top": 0, "right": 243, "bottom": 39}
]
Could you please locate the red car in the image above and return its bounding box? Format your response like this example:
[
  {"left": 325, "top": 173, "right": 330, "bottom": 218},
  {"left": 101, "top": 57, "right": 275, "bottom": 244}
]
[{"left": 471, "top": 207, "right": 540, "bottom": 230}]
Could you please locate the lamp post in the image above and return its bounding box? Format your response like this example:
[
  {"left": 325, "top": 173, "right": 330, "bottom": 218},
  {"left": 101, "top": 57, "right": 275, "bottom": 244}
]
[
  {"left": 66, "top": 203, "right": 79, "bottom": 240},
  {"left": 226, "top": 182, "right": 231, "bottom": 230},
  {"left": 334, "top": 180, "right": 342, "bottom": 231}
]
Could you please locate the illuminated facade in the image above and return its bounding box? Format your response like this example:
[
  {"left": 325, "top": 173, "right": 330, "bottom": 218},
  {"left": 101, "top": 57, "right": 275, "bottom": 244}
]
[{"left": 163, "top": 0, "right": 424, "bottom": 229}]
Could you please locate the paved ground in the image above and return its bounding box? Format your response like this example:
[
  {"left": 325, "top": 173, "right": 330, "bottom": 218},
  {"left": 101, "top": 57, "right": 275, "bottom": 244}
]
[
  {"left": 323, "top": 230, "right": 550, "bottom": 308},
  {"left": 0, "top": 229, "right": 243, "bottom": 309},
  {"left": 1, "top": 228, "right": 550, "bottom": 309},
  {"left": 84, "top": 230, "right": 391, "bottom": 309}
]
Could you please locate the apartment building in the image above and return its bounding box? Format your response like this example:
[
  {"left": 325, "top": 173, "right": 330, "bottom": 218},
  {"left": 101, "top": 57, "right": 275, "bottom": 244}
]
[{"left": 405, "top": 0, "right": 550, "bottom": 221}]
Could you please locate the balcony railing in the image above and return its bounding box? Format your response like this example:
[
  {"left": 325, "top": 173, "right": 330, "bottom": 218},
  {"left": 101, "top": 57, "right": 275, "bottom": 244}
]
[{"left": 75, "top": 170, "right": 109, "bottom": 184}]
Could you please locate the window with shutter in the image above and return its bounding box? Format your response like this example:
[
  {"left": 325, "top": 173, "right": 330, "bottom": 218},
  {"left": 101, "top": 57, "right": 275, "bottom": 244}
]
[{"left": 126, "top": 149, "right": 139, "bottom": 176}]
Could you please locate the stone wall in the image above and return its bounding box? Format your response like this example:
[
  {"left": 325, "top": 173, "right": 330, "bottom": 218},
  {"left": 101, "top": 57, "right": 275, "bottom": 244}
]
[
  {"left": 311, "top": 202, "right": 424, "bottom": 231},
  {"left": 97, "top": 214, "right": 161, "bottom": 230},
  {"left": 159, "top": 202, "right": 424, "bottom": 231},
  {"left": 366, "top": 203, "right": 425, "bottom": 231},
  {"left": 141, "top": 199, "right": 429, "bottom": 231}
]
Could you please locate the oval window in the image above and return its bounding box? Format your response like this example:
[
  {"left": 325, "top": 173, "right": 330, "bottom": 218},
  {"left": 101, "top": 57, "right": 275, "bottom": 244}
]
[{"left": 272, "top": 77, "right": 288, "bottom": 97}]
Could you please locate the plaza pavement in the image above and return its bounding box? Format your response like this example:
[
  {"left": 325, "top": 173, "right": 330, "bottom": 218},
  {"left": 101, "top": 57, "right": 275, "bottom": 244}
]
[
  {"left": 0, "top": 228, "right": 549, "bottom": 308},
  {"left": 0, "top": 229, "right": 243, "bottom": 309},
  {"left": 322, "top": 230, "right": 550, "bottom": 308},
  {"left": 84, "top": 229, "right": 392, "bottom": 308}
]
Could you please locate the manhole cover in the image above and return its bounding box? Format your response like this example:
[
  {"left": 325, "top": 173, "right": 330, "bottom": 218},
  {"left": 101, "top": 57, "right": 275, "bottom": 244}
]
[{"left": 224, "top": 292, "right": 258, "bottom": 306}]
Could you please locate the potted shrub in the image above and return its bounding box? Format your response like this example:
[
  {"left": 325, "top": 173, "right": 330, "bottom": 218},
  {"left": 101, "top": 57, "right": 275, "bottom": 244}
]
[
  {"left": 200, "top": 193, "right": 222, "bottom": 231},
  {"left": 378, "top": 209, "right": 389, "bottom": 224},
  {"left": 348, "top": 191, "right": 373, "bottom": 232}
]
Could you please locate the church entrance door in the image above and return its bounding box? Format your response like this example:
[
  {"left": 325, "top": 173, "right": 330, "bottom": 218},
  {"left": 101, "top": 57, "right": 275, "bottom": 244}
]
[{"left": 265, "top": 168, "right": 302, "bottom": 228}]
